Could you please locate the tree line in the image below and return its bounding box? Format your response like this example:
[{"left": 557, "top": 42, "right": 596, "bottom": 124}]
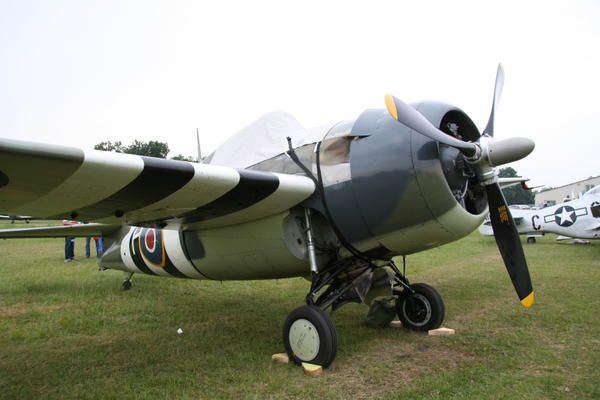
[
  {"left": 498, "top": 167, "right": 535, "bottom": 205},
  {"left": 94, "top": 140, "right": 195, "bottom": 161}
]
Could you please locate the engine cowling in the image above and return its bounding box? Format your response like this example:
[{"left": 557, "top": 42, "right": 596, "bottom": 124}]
[{"left": 318, "top": 103, "right": 488, "bottom": 257}]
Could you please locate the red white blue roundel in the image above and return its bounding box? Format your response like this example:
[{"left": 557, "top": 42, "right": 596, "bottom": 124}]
[
  {"left": 554, "top": 206, "right": 576, "bottom": 227},
  {"left": 139, "top": 228, "right": 166, "bottom": 267}
]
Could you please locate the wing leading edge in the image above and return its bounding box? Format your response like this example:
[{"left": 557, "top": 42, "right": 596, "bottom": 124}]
[
  {"left": 0, "top": 138, "right": 315, "bottom": 228},
  {"left": 0, "top": 223, "right": 120, "bottom": 238}
]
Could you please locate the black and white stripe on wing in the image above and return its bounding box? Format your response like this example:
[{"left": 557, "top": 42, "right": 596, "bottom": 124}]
[
  {"left": 1, "top": 137, "right": 312, "bottom": 225},
  {"left": 181, "top": 169, "right": 280, "bottom": 223},
  {"left": 64, "top": 157, "right": 195, "bottom": 220}
]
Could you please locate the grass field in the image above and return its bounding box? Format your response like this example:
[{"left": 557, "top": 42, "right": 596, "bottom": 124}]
[{"left": 1, "top": 222, "right": 599, "bottom": 399}]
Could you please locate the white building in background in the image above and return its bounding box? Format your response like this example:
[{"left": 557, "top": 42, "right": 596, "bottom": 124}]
[{"left": 535, "top": 176, "right": 600, "bottom": 207}]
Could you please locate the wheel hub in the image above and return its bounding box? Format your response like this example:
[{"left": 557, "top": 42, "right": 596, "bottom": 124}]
[
  {"left": 288, "top": 318, "right": 320, "bottom": 361},
  {"left": 402, "top": 293, "right": 432, "bottom": 327}
]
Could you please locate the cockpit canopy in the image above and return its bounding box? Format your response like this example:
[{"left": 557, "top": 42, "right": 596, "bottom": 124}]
[
  {"left": 206, "top": 112, "right": 335, "bottom": 169},
  {"left": 583, "top": 185, "right": 600, "bottom": 197}
]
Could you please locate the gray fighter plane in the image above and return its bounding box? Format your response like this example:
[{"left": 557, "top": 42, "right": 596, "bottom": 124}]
[{"left": 0, "top": 65, "right": 535, "bottom": 368}]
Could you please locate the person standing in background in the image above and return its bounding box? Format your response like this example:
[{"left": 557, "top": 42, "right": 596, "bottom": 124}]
[
  {"left": 86, "top": 235, "right": 103, "bottom": 258},
  {"left": 62, "top": 220, "right": 79, "bottom": 262}
]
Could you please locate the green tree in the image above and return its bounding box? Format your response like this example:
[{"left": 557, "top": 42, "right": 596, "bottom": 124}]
[
  {"left": 170, "top": 154, "right": 196, "bottom": 162},
  {"left": 94, "top": 140, "right": 125, "bottom": 153},
  {"left": 94, "top": 140, "right": 170, "bottom": 158},
  {"left": 498, "top": 167, "right": 535, "bottom": 205},
  {"left": 125, "top": 140, "right": 170, "bottom": 158}
]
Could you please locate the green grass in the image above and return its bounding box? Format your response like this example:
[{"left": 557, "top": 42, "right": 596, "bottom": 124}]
[{"left": 1, "top": 223, "right": 599, "bottom": 399}]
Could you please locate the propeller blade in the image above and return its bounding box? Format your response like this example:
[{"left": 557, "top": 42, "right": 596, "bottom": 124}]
[
  {"left": 486, "top": 183, "right": 534, "bottom": 308},
  {"left": 384, "top": 94, "right": 478, "bottom": 158},
  {"left": 482, "top": 64, "right": 505, "bottom": 137}
]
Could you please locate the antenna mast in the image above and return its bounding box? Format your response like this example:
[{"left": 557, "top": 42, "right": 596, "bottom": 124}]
[{"left": 196, "top": 128, "right": 202, "bottom": 163}]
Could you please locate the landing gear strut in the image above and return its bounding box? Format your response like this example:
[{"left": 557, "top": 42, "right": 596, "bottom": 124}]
[
  {"left": 283, "top": 209, "right": 446, "bottom": 368},
  {"left": 283, "top": 209, "right": 342, "bottom": 367}
]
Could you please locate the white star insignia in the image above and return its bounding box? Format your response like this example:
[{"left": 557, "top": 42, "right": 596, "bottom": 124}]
[{"left": 556, "top": 208, "right": 574, "bottom": 225}]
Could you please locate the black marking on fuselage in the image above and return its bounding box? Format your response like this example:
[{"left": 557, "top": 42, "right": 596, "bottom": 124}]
[
  {"left": 0, "top": 170, "right": 9, "bottom": 188},
  {"left": 182, "top": 169, "right": 279, "bottom": 223},
  {"left": 129, "top": 232, "right": 157, "bottom": 276},
  {"left": 592, "top": 202, "right": 600, "bottom": 218},
  {"left": 161, "top": 258, "right": 188, "bottom": 279},
  {"left": 179, "top": 230, "right": 211, "bottom": 279},
  {"left": 129, "top": 227, "right": 189, "bottom": 278},
  {"left": 72, "top": 157, "right": 195, "bottom": 220}
]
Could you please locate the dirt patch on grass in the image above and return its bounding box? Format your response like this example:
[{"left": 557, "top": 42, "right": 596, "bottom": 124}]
[
  {"left": 313, "top": 338, "right": 474, "bottom": 399},
  {"left": 0, "top": 303, "right": 68, "bottom": 317}
]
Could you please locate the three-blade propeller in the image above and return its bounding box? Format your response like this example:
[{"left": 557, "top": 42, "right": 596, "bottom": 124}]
[{"left": 384, "top": 65, "right": 535, "bottom": 308}]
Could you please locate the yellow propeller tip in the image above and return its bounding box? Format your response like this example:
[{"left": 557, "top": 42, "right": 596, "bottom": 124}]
[
  {"left": 384, "top": 94, "right": 398, "bottom": 120},
  {"left": 520, "top": 292, "right": 535, "bottom": 308}
]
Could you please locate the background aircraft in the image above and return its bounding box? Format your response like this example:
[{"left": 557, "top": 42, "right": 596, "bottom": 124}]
[
  {"left": 0, "top": 66, "right": 535, "bottom": 368},
  {"left": 0, "top": 214, "right": 31, "bottom": 223},
  {"left": 480, "top": 186, "right": 600, "bottom": 243}
]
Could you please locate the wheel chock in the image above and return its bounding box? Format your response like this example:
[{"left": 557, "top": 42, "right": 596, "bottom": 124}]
[
  {"left": 302, "top": 362, "right": 323, "bottom": 377},
  {"left": 271, "top": 353, "right": 289, "bottom": 364},
  {"left": 428, "top": 327, "right": 455, "bottom": 336},
  {"left": 389, "top": 320, "right": 402, "bottom": 328}
]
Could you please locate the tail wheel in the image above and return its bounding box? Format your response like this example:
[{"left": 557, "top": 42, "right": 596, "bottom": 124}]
[
  {"left": 396, "top": 283, "right": 444, "bottom": 331},
  {"left": 283, "top": 305, "right": 337, "bottom": 368}
]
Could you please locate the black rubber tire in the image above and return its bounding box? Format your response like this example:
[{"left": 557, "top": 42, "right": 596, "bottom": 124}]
[
  {"left": 527, "top": 237, "right": 536, "bottom": 244},
  {"left": 283, "top": 305, "right": 337, "bottom": 368},
  {"left": 122, "top": 280, "right": 132, "bottom": 291},
  {"left": 396, "top": 283, "right": 444, "bottom": 332}
]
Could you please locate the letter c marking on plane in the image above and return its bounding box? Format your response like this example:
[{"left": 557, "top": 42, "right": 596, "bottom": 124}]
[{"left": 532, "top": 215, "right": 541, "bottom": 231}]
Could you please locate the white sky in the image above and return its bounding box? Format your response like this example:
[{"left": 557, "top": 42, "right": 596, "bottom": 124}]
[{"left": 1, "top": 0, "right": 599, "bottom": 187}]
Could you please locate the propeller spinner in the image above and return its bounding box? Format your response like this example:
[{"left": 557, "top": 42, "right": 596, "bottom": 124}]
[{"left": 384, "top": 65, "right": 535, "bottom": 308}]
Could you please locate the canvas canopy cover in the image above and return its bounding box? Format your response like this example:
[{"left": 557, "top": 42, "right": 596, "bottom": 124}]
[{"left": 207, "top": 111, "right": 335, "bottom": 169}]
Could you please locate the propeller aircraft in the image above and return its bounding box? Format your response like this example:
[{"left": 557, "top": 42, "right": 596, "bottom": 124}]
[
  {"left": 480, "top": 186, "right": 600, "bottom": 243},
  {"left": 0, "top": 65, "right": 535, "bottom": 368},
  {"left": 0, "top": 214, "right": 31, "bottom": 223}
]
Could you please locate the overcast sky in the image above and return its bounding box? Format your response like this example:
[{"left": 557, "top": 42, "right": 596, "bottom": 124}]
[{"left": 1, "top": 0, "right": 598, "bottom": 188}]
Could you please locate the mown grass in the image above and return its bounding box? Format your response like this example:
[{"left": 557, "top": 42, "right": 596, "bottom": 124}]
[{"left": 0, "top": 221, "right": 599, "bottom": 399}]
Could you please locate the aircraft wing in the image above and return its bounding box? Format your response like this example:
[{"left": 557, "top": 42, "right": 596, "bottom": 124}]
[
  {"left": 0, "top": 223, "right": 120, "bottom": 238},
  {"left": 0, "top": 138, "right": 315, "bottom": 228},
  {"left": 498, "top": 177, "right": 529, "bottom": 188}
]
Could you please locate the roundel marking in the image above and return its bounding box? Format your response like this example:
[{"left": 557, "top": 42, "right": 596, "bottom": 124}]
[
  {"left": 139, "top": 228, "right": 166, "bottom": 267},
  {"left": 554, "top": 205, "right": 577, "bottom": 227},
  {"left": 145, "top": 229, "right": 156, "bottom": 252}
]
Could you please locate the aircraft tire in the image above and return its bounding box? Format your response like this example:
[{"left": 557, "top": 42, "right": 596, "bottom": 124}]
[
  {"left": 527, "top": 237, "right": 536, "bottom": 244},
  {"left": 283, "top": 305, "right": 337, "bottom": 368},
  {"left": 396, "top": 283, "right": 444, "bottom": 331}
]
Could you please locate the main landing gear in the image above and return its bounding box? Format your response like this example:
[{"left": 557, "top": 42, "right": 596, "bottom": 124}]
[
  {"left": 282, "top": 211, "right": 445, "bottom": 368},
  {"left": 282, "top": 259, "right": 446, "bottom": 367},
  {"left": 283, "top": 305, "right": 337, "bottom": 368},
  {"left": 395, "top": 283, "right": 444, "bottom": 331},
  {"left": 122, "top": 272, "right": 133, "bottom": 291}
]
